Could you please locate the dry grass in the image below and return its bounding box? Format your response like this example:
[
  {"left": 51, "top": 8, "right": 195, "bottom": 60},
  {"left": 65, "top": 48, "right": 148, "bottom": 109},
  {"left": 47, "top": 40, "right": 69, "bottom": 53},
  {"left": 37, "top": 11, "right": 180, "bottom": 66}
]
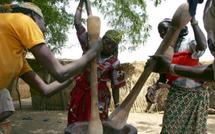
[{"left": 14, "top": 60, "right": 215, "bottom": 112}]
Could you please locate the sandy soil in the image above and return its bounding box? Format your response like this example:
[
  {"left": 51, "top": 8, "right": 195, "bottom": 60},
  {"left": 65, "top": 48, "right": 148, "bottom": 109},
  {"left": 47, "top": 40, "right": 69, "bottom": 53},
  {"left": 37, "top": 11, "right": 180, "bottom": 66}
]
[{"left": 7, "top": 110, "right": 215, "bottom": 134}]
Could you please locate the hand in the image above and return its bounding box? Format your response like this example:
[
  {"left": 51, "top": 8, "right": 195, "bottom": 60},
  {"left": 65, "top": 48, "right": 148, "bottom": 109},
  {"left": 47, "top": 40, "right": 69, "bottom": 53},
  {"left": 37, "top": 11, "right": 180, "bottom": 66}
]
[{"left": 147, "top": 55, "right": 171, "bottom": 73}]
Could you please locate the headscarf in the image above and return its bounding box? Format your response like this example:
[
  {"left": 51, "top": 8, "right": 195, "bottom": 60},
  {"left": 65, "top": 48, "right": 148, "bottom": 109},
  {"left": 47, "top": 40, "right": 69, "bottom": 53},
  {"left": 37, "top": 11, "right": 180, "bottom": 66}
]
[
  {"left": 103, "top": 30, "right": 123, "bottom": 44},
  {"left": 0, "top": 2, "right": 43, "bottom": 19},
  {"left": 15, "top": 2, "right": 43, "bottom": 19}
]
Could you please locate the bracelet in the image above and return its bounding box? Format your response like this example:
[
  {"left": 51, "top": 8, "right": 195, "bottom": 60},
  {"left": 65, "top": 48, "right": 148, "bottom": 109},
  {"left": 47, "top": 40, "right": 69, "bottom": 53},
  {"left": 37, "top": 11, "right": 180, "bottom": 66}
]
[
  {"left": 191, "top": 21, "right": 198, "bottom": 26},
  {"left": 169, "top": 64, "right": 176, "bottom": 74}
]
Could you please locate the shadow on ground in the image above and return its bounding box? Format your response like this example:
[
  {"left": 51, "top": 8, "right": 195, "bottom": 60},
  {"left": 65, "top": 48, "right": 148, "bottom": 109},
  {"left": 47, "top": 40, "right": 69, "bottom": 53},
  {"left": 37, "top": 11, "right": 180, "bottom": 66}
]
[{"left": 9, "top": 111, "right": 215, "bottom": 134}]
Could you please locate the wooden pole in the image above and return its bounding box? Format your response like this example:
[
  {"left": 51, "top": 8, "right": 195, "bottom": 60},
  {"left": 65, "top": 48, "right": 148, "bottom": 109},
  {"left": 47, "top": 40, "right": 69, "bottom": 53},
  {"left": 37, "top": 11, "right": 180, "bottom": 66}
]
[
  {"left": 85, "top": 0, "right": 103, "bottom": 134},
  {"left": 108, "top": 3, "right": 192, "bottom": 129}
]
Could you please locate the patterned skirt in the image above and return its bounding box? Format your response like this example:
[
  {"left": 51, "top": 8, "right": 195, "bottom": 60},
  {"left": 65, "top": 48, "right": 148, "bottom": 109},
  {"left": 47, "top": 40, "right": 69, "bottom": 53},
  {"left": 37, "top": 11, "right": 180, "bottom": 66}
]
[{"left": 160, "top": 85, "right": 209, "bottom": 134}]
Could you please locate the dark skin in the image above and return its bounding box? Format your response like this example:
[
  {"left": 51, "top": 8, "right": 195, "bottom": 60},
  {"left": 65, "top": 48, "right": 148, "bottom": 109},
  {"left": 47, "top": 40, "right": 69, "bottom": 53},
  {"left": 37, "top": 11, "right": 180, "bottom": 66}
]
[
  {"left": 191, "top": 17, "right": 207, "bottom": 51},
  {"left": 75, "top": 0, "right": 120, "bottom": 107},
  {"left": 155, "top": 0, "right": 208, "bottom": 81},
  {"left": 0, "top": 2, "right": 100, "bottom": 125},
  {"left": 152, "top": 17, "right": 207, "bottom": 84},
  {"left": 150, "top": 1, "right": 215, "bottom": 80},
  {"left": 158, "top": 17, "right": 206, "bottom": 53},
  {"left": 22, "top": 28, "right": 101, "bottom": 96},
  {"left": 149, "top": 16, "right": 212, "bottom": 81},
  {"left": 149, "top": 55, "right": 213, "bottom": 81},
  {"left": 1, "top": 3, "right": 102, "bottom": 97}
]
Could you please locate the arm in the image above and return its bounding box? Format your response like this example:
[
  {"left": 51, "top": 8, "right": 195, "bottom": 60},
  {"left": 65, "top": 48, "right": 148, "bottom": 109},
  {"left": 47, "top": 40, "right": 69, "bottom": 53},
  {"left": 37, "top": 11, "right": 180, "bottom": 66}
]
[
  {"left": 20, "top": 71, "right": 73, "bottom": 97},
  {"left": 75, "top": 0, "right": 89, "bottom": 53},
  {"left": 15, "top": 7, "right": 101, "bottom": 86},
  {"left": 111, "top": 80, "right": 120, "bottom": 108},
  {"left": 75, "top": 0, "right": 85, "bottom": 32},
  {"left": 32, "top": 1, "right": 101, "bottom": 81},
  {"left": 190, "top": 16, "right": 207, "bottom": 51},
  {"left": 110, "top": 63, "right": 126, "bottom": 108},
  {"left": 172, "top": 64, "right": 213, "bottom": 81},
  {"left": 30, "top": 41, "right": 101, "bottom": 82},
  {"left": 150, "top": 55, "right": 214, "bottom": 81}
]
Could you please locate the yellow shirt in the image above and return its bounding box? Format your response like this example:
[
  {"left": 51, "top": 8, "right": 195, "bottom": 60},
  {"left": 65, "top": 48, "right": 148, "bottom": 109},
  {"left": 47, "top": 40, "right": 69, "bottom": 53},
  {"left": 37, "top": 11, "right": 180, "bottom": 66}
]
[{"left": 0, "top": 13, "right": 45, "bottom": 89}]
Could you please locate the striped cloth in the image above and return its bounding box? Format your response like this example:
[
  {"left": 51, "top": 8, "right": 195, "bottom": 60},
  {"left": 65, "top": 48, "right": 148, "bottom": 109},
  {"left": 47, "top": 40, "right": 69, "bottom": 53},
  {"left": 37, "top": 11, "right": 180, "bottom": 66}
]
[{"left": 160, "top": 85, "right": 209, "bottom": 134}]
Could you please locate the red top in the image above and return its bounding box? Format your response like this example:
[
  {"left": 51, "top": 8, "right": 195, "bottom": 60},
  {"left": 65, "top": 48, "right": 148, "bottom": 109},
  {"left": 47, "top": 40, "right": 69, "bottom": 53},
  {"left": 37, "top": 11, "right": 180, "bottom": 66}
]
[{"left": 166, "top": 51, "right": 200, "bottom": 85}]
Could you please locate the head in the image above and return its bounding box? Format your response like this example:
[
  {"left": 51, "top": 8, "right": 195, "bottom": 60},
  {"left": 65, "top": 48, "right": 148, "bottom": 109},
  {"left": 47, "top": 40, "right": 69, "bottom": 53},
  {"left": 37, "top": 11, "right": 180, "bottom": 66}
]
[
  {"left": 101, "top": 30, "right": 122, "bottom": 56},
  {"left": 158, "top": 18, "right": 171, "bottom": 39},
  {"left": 158, "top": 18, "right": 188, "bottom": 39},
  {"left": 12, "top": 2, "right": 46, "bottom": 33}
]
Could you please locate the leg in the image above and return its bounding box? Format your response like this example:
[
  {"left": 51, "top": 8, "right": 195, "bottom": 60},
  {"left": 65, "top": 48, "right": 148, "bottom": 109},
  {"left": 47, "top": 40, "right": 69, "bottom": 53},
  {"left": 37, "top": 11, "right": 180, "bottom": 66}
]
[
  {"left": 0, "top": 89, "right": 15, "bottom": 123},
  {"left": 112, "top": 89, "right": 119, "bottom": 108}
]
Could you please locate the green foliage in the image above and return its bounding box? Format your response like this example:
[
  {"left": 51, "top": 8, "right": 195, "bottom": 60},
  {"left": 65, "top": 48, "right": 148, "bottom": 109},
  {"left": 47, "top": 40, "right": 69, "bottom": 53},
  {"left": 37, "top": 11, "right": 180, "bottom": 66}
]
[
  {"left": 21, "top": 0, "right": 73, "bottom": 54},
  {"left": 91, "top": 0, "right": 150, "bottom": 50},
  {"left": 77, "top": 0, "right": 164, "bottom": 51},
  {"left": 33, "top": 0, "right": 73, "bottom": 54},
  {"left": 2, "top": 0, "right": 164, "bottom": 53}
]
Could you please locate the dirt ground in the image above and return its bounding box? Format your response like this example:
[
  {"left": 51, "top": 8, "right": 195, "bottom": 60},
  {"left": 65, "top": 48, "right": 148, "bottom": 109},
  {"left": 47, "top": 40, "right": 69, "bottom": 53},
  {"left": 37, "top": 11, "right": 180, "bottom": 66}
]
[{"left": 7, "top": 110, "right": 215, "bottom": 134}]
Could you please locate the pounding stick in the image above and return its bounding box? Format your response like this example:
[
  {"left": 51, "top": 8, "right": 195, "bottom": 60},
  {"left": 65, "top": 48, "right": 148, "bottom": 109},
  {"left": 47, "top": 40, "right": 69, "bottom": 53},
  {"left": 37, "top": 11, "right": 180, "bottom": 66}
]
[
  {"left": 85, "top": 0, "right": 103, "bottom": 134},
  {"left": 108, "top": 3, "right": 192, "bottom": 129}
]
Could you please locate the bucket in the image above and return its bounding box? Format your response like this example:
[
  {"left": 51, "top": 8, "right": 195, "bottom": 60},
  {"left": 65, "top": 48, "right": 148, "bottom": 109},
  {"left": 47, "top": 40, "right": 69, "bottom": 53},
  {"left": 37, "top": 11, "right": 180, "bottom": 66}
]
[
  {"left": 65, "top": 121, "right": 137, "bottom": 134},
  {"left": 0, "top": 121, "right": 11, "bottom": 134}
]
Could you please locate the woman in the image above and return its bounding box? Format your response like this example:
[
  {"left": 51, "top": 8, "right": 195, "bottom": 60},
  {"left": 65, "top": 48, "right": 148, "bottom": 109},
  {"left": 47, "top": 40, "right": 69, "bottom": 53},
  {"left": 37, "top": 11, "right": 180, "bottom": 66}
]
[
  {"left": 152, "top": 17, "right": 208, "bottom": 134},
  {"left": 67, "top": 0, "right": 126, "bottom": 125},
  {"left": 145, "top": 17, "right": 195, "bottom": 113}
]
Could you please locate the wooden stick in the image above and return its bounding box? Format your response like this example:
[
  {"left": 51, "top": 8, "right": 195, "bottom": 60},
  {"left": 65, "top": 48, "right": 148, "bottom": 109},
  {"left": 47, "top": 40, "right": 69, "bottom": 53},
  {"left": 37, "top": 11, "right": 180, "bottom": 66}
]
[
  {"left": 85, "top": 0, "right": 103, "bottom": 133},
  {"left": 87, "top": 16, "right": 103, "bottom": 134},
  {"left": 108, "top": 3, "right": 192, "bottom": 129}
]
